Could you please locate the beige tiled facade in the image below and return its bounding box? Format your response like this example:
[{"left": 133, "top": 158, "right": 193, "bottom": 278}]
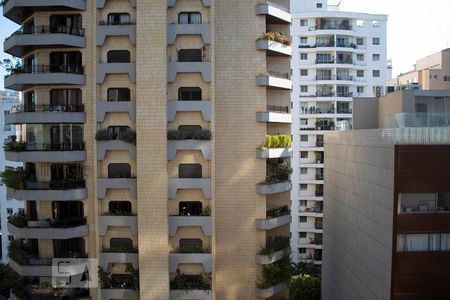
[{"left": 4, "top": 0, "right": 291, "bottom": 299}]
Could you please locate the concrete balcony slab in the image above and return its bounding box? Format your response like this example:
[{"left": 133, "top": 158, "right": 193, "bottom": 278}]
[
  {"left": 97, "top": 140, "right": 136, "bottom": 160},
  {"left": 169, "top": 253, "right": 212, "bottom": 272},
  {"left": 97, "top": 178, "right": 137, "bottom": 198},
  {"left": 167, "top": 100, "right": 211, "bottom": 122},
  {"left": 169, "top": 216, "right": 211, "bottom": 236},
  {"left": 168, "top": 178, "right": 211, "bottom": 199},
  {"left": 168, "top": 140, "right": 211, "bottom": 160}
]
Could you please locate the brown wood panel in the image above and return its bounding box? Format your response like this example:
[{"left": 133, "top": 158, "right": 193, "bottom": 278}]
[
  {"left": 395, "top": 252, "right": 450, "bottom": 273},
  {"left": 397, "top": 213, "right": 450, "bottom": 233}
]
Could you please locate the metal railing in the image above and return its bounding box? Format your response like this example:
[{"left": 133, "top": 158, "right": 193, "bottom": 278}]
[
  {"left": 267, "top": 69, "right": 290, "bottom": 79},
  {"left": 8, "top": 64, "right": 85, "bottom": 76},
  {"left": 24, "top": 180, "right": 85, "bottom": 190},
  {"left": 7, "top": 142, "right": 85, "bottom": 151},
  {"left": 11, "top": 104, "right": 85, "bottom": 113},
  {"left": 267, "top": 105, "right": 289, "bottom": 113},
  {"left": 315, "top": 59, "right": 334, "bottom": 64},
  {"left": 315, "top": 75, "right": 354, "bottom": 81},
  {"left": 5, "top": 25, "right": 85, "bottom": 41}
]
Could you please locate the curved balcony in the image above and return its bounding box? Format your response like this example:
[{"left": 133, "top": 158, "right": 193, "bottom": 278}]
[
  {"left": 256, "top": 181, "right": 292, "bottom": 195},
  {"left": 167, "top": 100, "right": 211, "bottom": 122},
  {"left": 170, "top": 290, "right": 211, "bottom": 300},
  {"left": 256, "top": 2, "right": 291, "bottom": 24},
  {"left": 257, "top": 105, "right": 292, "bottom": 123},
  {"left": 257, "top": 70, "right": 292, "bottom": 90},
  {"left": 100, "top": 252, "right": 138, "bottom": 269},
  {"left": 169, "top": 216, "right": 211, "bottom": 236},
  {"left": 98, "top": 215, "right": 137, "bottom": 236},
  {"left": 97, "top": 140, "right": 136, "bottom": 160},
  {"left": 9, "top": 257, "right": 52, "bottom": 277},
  {"left": 256, "top": 214, "right": 291, "bottom": 230},
  {"left": 97, "top": 100, "right": 136, "bottom": 122},
  {"left": 97, "top": 23, "right": 136, "bottom": 46},
  {"left": 97, "top": 177, "right": 137, "bottom": 198},
  {"left": 168, "top": 178, "right": 211, "bottom": 199},
  {"left": 167, "top": 62, "right": 211, "bottom": 83},
  {"left": 256, "top": 39, "right": 291, "bottom": 56},
  {"left": 3, "top": 0, "right": 86, "bottom": 24},
  {"left": 167, "top": 23, "right": 211, "bottom": 45},
  {"left": 5, "top": 65, "right": 85, "bottom": 91},
  {"left": 6, "top": 104, "right": 85, "bottom": 124},
  {"left": 168, "top": 140, "right": 211, "bottom": 161},
  {"left": 7, "top": 180, "right": 86, "bottom": 201},
  {"left": 8, "top": 217, "right": 89, "bottom": 239},
  {"left": 4, "top": 26, "right": 85, "bottom": 57},
  {"left": 5, "top": 143, "right": 86, "bottom": 163},
  {"left": 97, "top": 63, "right": 136, "bottom": 83},
  {"left": 256, "top": 248, "right": 288, "bottom": 265},
  {"left": 167, "top": 0, "right": 210, "bottom": 6},
  {"left": 169, "top": 253, "right": 212, "bottom": 273},
  {"left": 257, "top": 282, "right": 288, "bottom": 299}
]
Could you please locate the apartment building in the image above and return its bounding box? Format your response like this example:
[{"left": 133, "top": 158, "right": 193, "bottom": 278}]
[
  {"left": 0, "top": 90, "right": 23, "bottom": 264},
  {"left": 2, "top": 0, "right": 292, "bottom": 299},
  {"left": 322, "top": 90, "right": 450, "bottom": 299},
  {"left": 389, "top": 48, "right": 450, "bottom": 90},
  {"left": 290, "top": 0, "right": 387, "bottom": 264}
]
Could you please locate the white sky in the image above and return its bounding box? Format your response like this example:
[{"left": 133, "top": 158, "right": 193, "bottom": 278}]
[{"left": 335, "top": 0, "right": 450, "bottom": 77}]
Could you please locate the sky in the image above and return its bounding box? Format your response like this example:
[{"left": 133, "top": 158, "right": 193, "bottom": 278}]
[{"left": 0, "top": 1, "right": 450, "bottom": 89}]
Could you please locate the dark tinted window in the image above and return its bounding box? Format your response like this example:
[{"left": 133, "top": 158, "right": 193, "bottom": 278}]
[
  {"left": 108, "top": 88, "right": 130, "bottom": 102},
  {"left": 178, "top": 12, "right": 202, "bottom": 24},
  {"left": 179, "top": 201, "right": 202, "bottom": 216},
  {"left": 108, "top": 163, "right": 131, "bottom": 178},
  {"left": 179, "top": 164, "right": 202, "bottom": 178},
  {"left": 107, "top": 50, "right": 130, "bottom": 63},
  {"left": 178, "top": 87, "right": 201, "bottom": 101},
  {"left": 107, "top": 13, "right": 131, "bottom": 25},
  {"left": 178, "top": 49, "right": 202, "bottom": 62},
  {"left": 110, "top": 238, "right": 133, "bottom": 248},
  {"left": 109, "top": 201, "right": 132, "bottom": 215},
  {"left": 179, "top": 238, "right": 203, "bottom": 250}
]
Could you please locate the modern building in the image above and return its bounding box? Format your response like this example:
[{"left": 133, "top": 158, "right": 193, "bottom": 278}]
[
  {"left": 322, "top": 90, "right": 450, "bottom": 299},
  {"left": 290, "top": 0, "right": 387, "bottom": 264},
  {"left": 2, "top": 0, "right": 292, "bottom": 299},
  {"left": 389, "top": 48, "right": 450, "bottom": 91},
  {"left": 0, "top": 90, "right": 23, "bottom": 264}
]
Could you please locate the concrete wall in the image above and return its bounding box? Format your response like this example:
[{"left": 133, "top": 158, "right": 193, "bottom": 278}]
[{"left": 352, "top": 97, "right": 378, "bottom": 129}]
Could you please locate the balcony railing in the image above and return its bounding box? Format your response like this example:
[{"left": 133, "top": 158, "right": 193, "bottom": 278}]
[
  {"left": 6, "top": 142, "right": 85, "bottom": 151},
  {"left": 316, "top": 141, "right": 324, "bottom": 147},
  {"left": 267, "top": 69, "right": 290, "bottom": 79},
  {"left": 336, "top": 58, "right": 353, "bottom": 64},
  {"left": 315, "top": 75, "right": 354, "bottom": 81},
  {"left": 7, "top": 64, "right": 85, "bottom": 77},
  {"left": 32, "top": 216, "right": 87, "bottom": 228},
  {"left": 315, "top": 190, "right": 323, "bottom": 197},
  {"left": 267, "top": 105, "right": 289, "bottom": 113},
  {"left": 336, "top": 92, "right": 353, "bottom": 97},
  {"left": 99, "top": 20, "right": 136, "bottom": 26},
  {"left": 315, "top": 174, "right": 324, "bottom": 180},
  {"left": 337, "top": 109, "right": 353, "bottom": 114},
  {"left": 11, "top": 104, "right": 85, "bottom": 113},
  {"left": 316, "top": 24, "right": 352, "bottom": 30},
  {"left": 5, "top": 25, "right": 85, "bottom": 41},
  {"left": 315, "top": 92, "right": 334, "bottom": 97},
  {"left": 315, "top": 59, "right": 334, "bottom": 64},
  {"left": 23, "top": 180, "right": 85, "bottom": 190},
  {"left": 314, "top": 220, "right": 323, "bottom": 229}
]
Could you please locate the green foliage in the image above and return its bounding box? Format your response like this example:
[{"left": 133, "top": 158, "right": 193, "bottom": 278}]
[
  {"left": 98, "top": 267, "right": 112, "bottom": 288},
  {"left": 293, "top": 262, "right": 321, "bottom": 278},
  {"left": 167, "top": 128, "right": 212, "bottom": 140},
  {"left": 0, "top": 264, "right": 20, "bottom": 294},
  {"left": 258, "top": 255, "right": 294, "bottom": 289},
  {"left": 200, "top": 205, "right": 211, "bottom": 216},
  {"left": 267, "top": 205, "right": 290, "bottom": 219},
  {"left": 258, "top": 31, "right": 292, "bottom": 46},
  {"left": 0, "top": 166, "right": 27, "bottom": 189},
  {"left": 170, "top": 269, "right": 211, "bottom": 291},
  {"left": 289, "top": 274, "right": 321, "bottom": 300},
  {"left": 3, "top": 136, "right": 26, "bottom": 152},
  {"left": 175, "top": 246, "right": 207, "bottom": 254},
  {"left": 125, "top": 264, "right": 139, "bottom": 290},
  {"left": 103, "top": 245, "right": 138, "bottom": 253},
  {"left": 260, "top": 236, "right": 290, "bottom": 256},
  {"left": 262, "top": 159, "right": 292, "bottom": 184},
  {"left": 95, "top": 128, "right": 136, "bottom": 145},
  {"left": 8, "top": 212, "right": 27, "bottom": 228},
  {"left": 1, "top": 59, "right": 22, "bottom": 75},
  {"left": 263, "top": 135, "right": 291, "bottom": 149}
]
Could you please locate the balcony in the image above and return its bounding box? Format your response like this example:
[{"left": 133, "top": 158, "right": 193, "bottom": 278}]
[
  {"left": 315, "top": 59, "right": 335, "bottom": 65},
  {"left": 257, "top": 148, "right": 292, "bottom": 159},
  {"left": 99, "top": 215, "right": 138, "bottom": 236},
  {"left": 5, "top": 143, "right": 86, "bottom": 163},
  {"left": 5, "top": 65, "right": 85, "bottom": 91},
  {"left": 168, "top": 140, "right": 211, "bottom": 161},
  {"left": 3, "top": 0, "right": 86, "bottom": 24},
  {"left": 6, "top": 104, "right": 85, "bottom": 124},
  {"left": 256, "top": 181, "right": 292, "bottom": 195},
  {"left": 169, "top": 253, "right": 212, "bottom": 272},
  {"left": 97, "top": 101, "right": 136, "bottom": 122},
  {"left": 169, "top": 216, "right": 211, "bottom": 236},
  {"left": 256, "top": 39, "right": 291, "bottom": 56},
  {"left": 8, "top": 245, "right": 53, "bottom": 276},
  {"left": 167, "top": 100, "right": 211, "bottom": 122},
  {"left": 257, "top": 105, "right": 292, "bottom": 124},
  {"left": 97, "top": 178, "right": 137, "bottom": 198},
  {"left": 257, "top": 282, "right": 288, "bottom": 299},
  {"left": 256, "top": 248, "right": 287, "bottom": 265},
  {"left": 101, "top": 289, "right": 138, "bottom": 300},
  {"left": 167, "top": 62, "right": 211, "bottom": 83},
  {"left": 256, "top": 2, "right": 291, "bottom": 24},
  {"left": 97, "top": 0, "right": 136, "bottom": 8},
  {"left": 7, "top": 180, "right": 86, "bottom": 201},
  {"left": 256, "top": 70, "right": 292, "bottom": 90},
  {"left": 97, "top": 23, "right": 136, "bottom": 46},
  {"left": 99, "top": 252, "right": 138, "bottom": 269},
  {"left": 8, "top": 217, "right": 89, "bottom": 239},
  {"left": 256, "top": 214, "right": 291, "bottom": 230},
  {"left": 168, "top": 178, "right": 211, "bottom": 199},
  {"left": 97, "top": 140, "right": 136, "bottom": 160},
  {"left": 167, "top": 0, "right": 211, "bottom": 6},
  {"left": 167, "top": 23, "right": 211, "bottom": 45},
  {"left": 4, "top": 26, "right": 85, "bottom": 57},
  {"left": 97, "top": 63, "right": 136, "bottom": 83},
  {"left": 170, "top": 290, "right": 211, "bottom": 300}
]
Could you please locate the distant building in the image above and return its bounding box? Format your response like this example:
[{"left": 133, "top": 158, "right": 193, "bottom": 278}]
[
  {"left": 389, "top": 48, "right": 450, "bottom": 91},
  {"left": 322, "top": 90, "right": 450, "bottom": 299}
]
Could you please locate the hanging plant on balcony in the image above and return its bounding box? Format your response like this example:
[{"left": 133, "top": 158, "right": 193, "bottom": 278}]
[
  {"left": 258, "top": 31, "right": 292, "bottom": 46},
  {"left": 0, "top": 166, "right": 28, "bottom": 189}
]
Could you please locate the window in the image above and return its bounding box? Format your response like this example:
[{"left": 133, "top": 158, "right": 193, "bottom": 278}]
[
  {"left": 49, "top": 51, "right": 83, "bottom": 73},
  {"left": 108, "top": 88, "right": 130, "bottom": 102},
  {"left": 50, "top": 14, "right": 83, "bottom": 35},
  {"left": 4, "top": 125, "right": 10, "bottom": 131},
  {"left": 357, "top": 54, "right": 364, "bottom": 61},
  {"left": 316, "top": 3, "right": 322, "bottom": 8},
  {"left": 179, "top": 164, "right": 202, "bottom": 178},
  {"left": 7, "top": 208, "right": 12, "bottom": 215},
  {"left": 107, "top": 50, "right": 130, "bottom": 63},
  {"left": 300, "top": 119, "right": 308, "bottom": 125},
  {"left": 300, "top": 69, "right": 308, "bottom": 76},
  {"left": 372, "top": 21, "right": 380, "bottom": 27},
  {"left": 300, "top": 184, "right": 307, "bottom": 191},
  {"left": 300, "top": 37, "right": 308, "bottom": 44},
  {"left": 372, "top": 37, "right": 380, "bottom": 45},
  {"left": 179, "top": 202, "right": 202, "bottom": 216},
  {"left": 300, "top": 135, "right": 308, "bottom": 142},
  {"left": 373, "top": 70, "right": 380, "bottom": 77},
  {"left": 357, "top": 70, "right": 364, "bottom": 77},
  {"left": 8, "top": 235, "right": 14, "bottom": 241},
  {"left": 300, "top": 19, "right": 308, "bottom": 27},
  {"left": 373, "top": 54, "right": 380, "bottom": 61},
  {"left": 108, "top": 163, "right": 131, "bottom": 178},
  {"left": 178, "top": 12, "right": 202, "bottom": 24},
  {"left": 300, "top": 152, "right": 308, "bottom": 158},
  {"left": 50, "top": 89, "right": 82, "bottom": 108},
  {"left": 397, "top": 233, "right": 450, "bottom": 252},
  {"left": 300, "top": 53, "right": 308, "bottom": 60},
  {"left": 356, "top": 20, "right": 364, "bottom": 27},
  {"left": 299, "top": 216, "right": 307, "bottom": 222},
  {"left": 356, "top": 38, "right": 364, "bottom": 46},
  {"left": 107, "top": 126, "right": 130, "bottom": 139},
  {"left": 18, "top": 208, "right": 25, "bottom": 215},
  {"left": 434, "top": 75, "right": 438, "bottom": 79},
  {"left": 299, "top": 232, "right": 307, "bottom": 238},
  {"left": 300, "top": 200, "right": 307, "bottom": 206},
  {"left": 300, "top": 168, "right": 307, "bottom": 175},
  {"left": 299, "top": 248, "right": 306, "bottom": 254},
  {"left": 178, "top": 87, "right": 202, "bottom": 101},
  {"left": 178, "top": 49, "right": 202, "bottom": 62},
  {"left": 300, "top": 86, "right": 308, "bottom": 93},
  {"left": 357, "top": 86, "right": 364, "bottom": 94},
  {"left": 107, "top": 13, "right": 131, "bottom": 25},
  {"left": 444, "top": 76, "right": 450, "bottom": 82},
  {"left": 109, "top": 201, "right": 132, "bottom": 215}
]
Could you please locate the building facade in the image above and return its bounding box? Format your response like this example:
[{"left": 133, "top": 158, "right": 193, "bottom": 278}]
[
  {"left": 2, "top": 0, "right": 292, "bottom": 299},
  {"left": 0, "top": 90, "right": 23, "bottom": 264},
  {"left": 290, "top": 0, "right": 387, "bottom": 264},
  {"left": 389, "top": 48, "right": 450, "bottom": 91}
]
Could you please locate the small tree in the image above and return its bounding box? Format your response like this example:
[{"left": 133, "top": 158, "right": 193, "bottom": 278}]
[
  {"left": 289, "top": 274, "right": 321, "bottom": 300},
  {"left": 0, "top": 264, "right": 20, "bottom": 295}
]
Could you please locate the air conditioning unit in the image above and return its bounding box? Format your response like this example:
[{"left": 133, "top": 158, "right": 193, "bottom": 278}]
[{"left": 374, "top": 86, "right": 383, "bottom": 97}]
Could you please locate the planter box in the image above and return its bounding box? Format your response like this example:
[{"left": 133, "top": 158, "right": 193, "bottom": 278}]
[
  {"left": 257, "top": 148, "right": 292, "bottom": 159},
  {"left": 257, "top": 282, "right": 288, "bottom": 298},
  {"left": 256, "top": 248, "right": 288, "bottom": 265},
  {"left": 256, "top": 181, "right": 292, "bottom": 195}
]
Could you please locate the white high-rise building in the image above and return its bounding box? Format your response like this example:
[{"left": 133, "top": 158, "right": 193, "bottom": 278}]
[
  {"left": 290, "top": 0, "right": 387, "bottom": 264},
  {"left": 0, "top": 90, "right": 23, "bottom": 264}
]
